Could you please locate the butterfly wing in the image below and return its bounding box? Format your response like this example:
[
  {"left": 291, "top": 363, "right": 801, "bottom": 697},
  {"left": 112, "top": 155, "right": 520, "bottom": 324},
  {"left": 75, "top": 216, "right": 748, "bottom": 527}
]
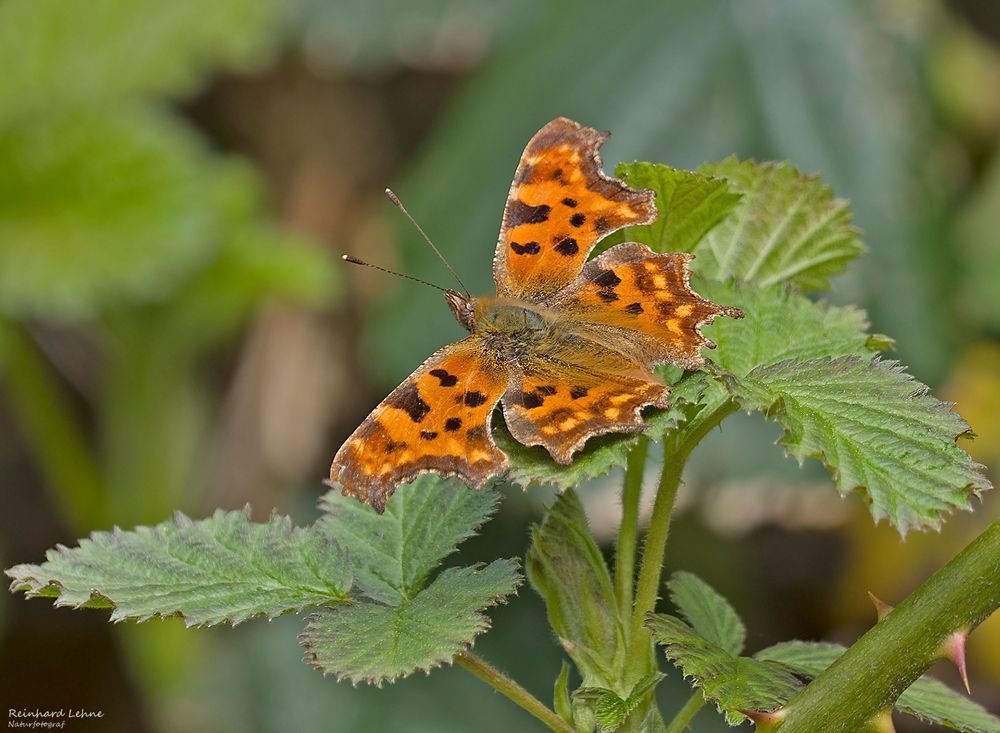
[
  {"left": 330, "top": 338, "right": 508, "bottom": 511},
  {"left": 501, "top": 335, "right": 670, "bottom": 465},
  {"left": 551, "top": 242, "right": 743, "bottom": 370},
  {"left": 493, "top": 117, "right": 657, "bottom": 302}
]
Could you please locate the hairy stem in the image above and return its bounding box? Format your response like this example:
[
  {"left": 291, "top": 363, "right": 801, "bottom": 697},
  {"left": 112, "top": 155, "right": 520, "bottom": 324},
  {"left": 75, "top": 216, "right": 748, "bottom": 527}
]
[
  {"left": 455, "top": 652, "right": 574, "bottom": 733},
  {"left": 0, "top": 320, "right": 103, "bottom": 529},
  {"left": 625, "top": 397, "right": 736, "bottom": 686},
  {"left": 664, "top": 692, "right": 705, "bottom": 733},
  {"left": 778, "top": 517, "right": 1000, "bottom": 733},
  {"left": 616, "top": 435, "right": 649, "bottom": 623}
]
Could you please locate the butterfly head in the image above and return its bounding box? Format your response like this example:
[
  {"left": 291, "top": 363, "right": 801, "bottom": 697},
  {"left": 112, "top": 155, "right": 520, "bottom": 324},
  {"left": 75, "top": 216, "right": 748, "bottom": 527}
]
[{"left": 445, "top": 289, "right": 477, "bottom": 333}]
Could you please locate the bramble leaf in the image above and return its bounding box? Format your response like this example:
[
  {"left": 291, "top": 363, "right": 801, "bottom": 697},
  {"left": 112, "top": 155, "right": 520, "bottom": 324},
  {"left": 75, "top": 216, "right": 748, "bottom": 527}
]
[
  {"left": 318, "top": 475, "right": 500, "bottom": 605},
  {"left": 695, "top": 157, "right": 865, "bottom": 290},
  {"left": 300, "top": 560, "right": 519, "bottom": 686},
  {"left": 667, "top": 571, "right": 746, "bottom": 656},
  {"left": 725, "top": 356, "right": 990, "bottom": 533},
  {"left": 308, "top": 478, "right": 520, "bottom": 685},
  {"left": 757, "top": 641, "right": 1000, "bottom": 733},
  {"left": 599, "top": 162, "right": 741, "bottom": 256},
  {"left": 527, "top": 489, "right": 622, "bottom": 687},
  {"left": 698, "top": 279, "right": 875, "bottom": 378},
  {"left": 5, "top": 508, "right": 350, "bottom": 627},
  {"left": 575, "top": 673, "right": 664, "bottom": 732},
  {"left": 645, "top": 613, "right": 802, "bottom": 724}
]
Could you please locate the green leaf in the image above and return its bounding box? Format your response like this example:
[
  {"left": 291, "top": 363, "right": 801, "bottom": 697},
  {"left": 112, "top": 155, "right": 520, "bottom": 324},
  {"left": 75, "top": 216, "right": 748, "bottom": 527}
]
[
  {"left": 499, "top": 371, "right": 709, "bottom": 490},
  {"left": 667, "top": 571, "right": 746, "bottom": 656},
  {"left": 5, "top": 508, "right": 350, "bottom": 627},
  {"left": 0, "top": 0, "right": 279, "bottom": 126},
  {"left": 527, "top": 489, "right": 622, "bottom": 687},
  {"left": 318, "top": 476, "right": 500, "bottom": 605},
  {"left": 726, "top": 356, "right": 990, "bottom": 533},
  {"left": 300, "top": 560, "right": 519, "bottom": 686},
  {"left": 694, "top": 157, "right": 866, "bottom": 290},
  {"left": 554, "top": 661, "right": 574, "bottom": 725},
  {"left": 575, "top": 673, "right": 664, "bottom": 732},
  {"left": 757, "top": 641, "right": 1000, "bottom": 733},
  {"left": 598, "top": 162, "right": 741, "bottom": 255},
  {"left": 698, "top": 279, "right": 876, "bottom": 378},
  {"left": 0, "top": 106, "right": 249, "bottom": 320},
  {"left": 575, "top": 688, "right": 629, "bottom": 732},
  {"left": 646, "top": 613, "right": 802, "bottom": 725},
  {"left": 306, "top": 477, "right": 519, "bottom": 686}
]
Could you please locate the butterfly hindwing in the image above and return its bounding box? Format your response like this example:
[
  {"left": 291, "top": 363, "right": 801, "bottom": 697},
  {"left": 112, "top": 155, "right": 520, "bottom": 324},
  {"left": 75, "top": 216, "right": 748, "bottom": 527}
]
[
  {"left": 552, "top": 242, "right": 744, "bottom": 370},
  {"left": 493, "top": 117, "right": 657, "bottom": 302},
  {"left": 330, "top": 338, "right": 508, "bottom": 512},
  {"left": 501, "top": 338, "right": 670, "bottom": 464}
]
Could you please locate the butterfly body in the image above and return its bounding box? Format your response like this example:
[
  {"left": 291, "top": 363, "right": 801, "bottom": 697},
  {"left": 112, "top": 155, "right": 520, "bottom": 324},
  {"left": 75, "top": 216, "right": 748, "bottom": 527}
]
[{"left": 333, "top": 118, "right": 742, "bottom": 511}]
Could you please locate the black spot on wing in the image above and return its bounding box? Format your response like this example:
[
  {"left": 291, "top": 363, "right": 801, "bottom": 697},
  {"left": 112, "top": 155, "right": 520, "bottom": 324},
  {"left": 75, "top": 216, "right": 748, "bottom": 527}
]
[
  {"left": 625, "top": 302, "right": 644, "bottom": 314},
  {"left": 570, "top": 213, "right": 586, "bottom": 227},
  {"left": 554, "top": 238, "right": 579, "bottom": 256},
  {"left": 570, "top": 386, "right": 588, "bottom": 400},
  {"left": 520, "top": 392, "right": 544, "bottom": 409},
  {"left": 510, "top": 241, "right": 541, "bottom": 255},
  {"left": 444, "top": 417, "right": 463, "bottom": 432},
  {"left": 508, "top": 200, "right": 551, "bottom": 227},
  {"left": 562, "top": 197, "right": 577, "bottom": 207},
  {"left": 593, "top": 268, "right": 622, "bottom": 289},
  {"left": 597, "top": 289, "right": 619, "bottom": 303},
  {"left": 419, "top": 431, "right": 438, "bottom": 441},
  {"left": 429, "top": 369, "right": 458, "bottom": 387},
  {"left": 464, "top": 391, "right": 487, "bottom": 407},
  {"left": 536, "top": 385, "right": 558, "bottom": 396},
  {"left": 388, "top": 383, "right": 431, "bottom": 423}
]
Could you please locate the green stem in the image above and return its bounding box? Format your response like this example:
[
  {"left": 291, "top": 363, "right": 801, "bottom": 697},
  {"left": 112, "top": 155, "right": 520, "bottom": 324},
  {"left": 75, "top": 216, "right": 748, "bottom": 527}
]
[
  {"left": 778, "top": 517, "right": 1000, "bottom": 733},
  {"left": 455, "top": 652, "right": 574, "bottom": 733},
  {"left": 663, "top": 692, "right": 705, "bottom": 733},
  {"left": 625, "top": 398, "right": 735, "bottom": 686},
  {"left": 0, "top": 320, "right": 103, "bottom": 529},
  {"left": 616, "top": 435, "right": 649, "bottom": 623}
]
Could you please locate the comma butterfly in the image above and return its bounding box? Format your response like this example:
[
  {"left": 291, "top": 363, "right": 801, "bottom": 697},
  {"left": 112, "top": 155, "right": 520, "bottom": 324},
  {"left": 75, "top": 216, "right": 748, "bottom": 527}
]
[{"left": 331, "top": 117, "right": 742, "bottom": 511}]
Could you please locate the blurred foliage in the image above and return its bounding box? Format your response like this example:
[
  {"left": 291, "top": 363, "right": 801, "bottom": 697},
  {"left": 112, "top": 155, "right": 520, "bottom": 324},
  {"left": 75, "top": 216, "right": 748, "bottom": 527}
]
[
  {"left": 0, "top": 0, "right": 336, "bottom": 530},
  {"left": 292, "top": 0, "right": 528, "bottom": 72},
  {"left": 0, "top": 0, "right": 278, "bottom": 123}
]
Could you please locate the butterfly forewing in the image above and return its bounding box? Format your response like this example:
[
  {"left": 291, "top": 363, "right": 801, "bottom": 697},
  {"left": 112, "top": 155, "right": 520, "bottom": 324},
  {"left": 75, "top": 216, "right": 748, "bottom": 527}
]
[
  {"left": 493, "top": 117, "right": 657, "bottom": 302},
  {"left": 330, "top": 338, "right": 508, "bottom": 512}
]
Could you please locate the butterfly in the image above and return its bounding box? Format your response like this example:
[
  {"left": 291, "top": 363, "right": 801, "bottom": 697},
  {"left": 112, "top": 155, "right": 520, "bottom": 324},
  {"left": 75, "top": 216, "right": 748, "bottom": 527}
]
[{"left": 331, "top": 117, "right": 742, "bottom": 511}]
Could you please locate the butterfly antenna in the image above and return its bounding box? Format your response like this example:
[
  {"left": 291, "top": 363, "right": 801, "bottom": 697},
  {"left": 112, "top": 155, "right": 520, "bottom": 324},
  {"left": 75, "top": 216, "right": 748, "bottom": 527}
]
[
  {"left": 385, "top": 188, "right": 470, "bottom": 296},
  {"left": 341, "top": 254, "right": 453, "bottom": 294}
]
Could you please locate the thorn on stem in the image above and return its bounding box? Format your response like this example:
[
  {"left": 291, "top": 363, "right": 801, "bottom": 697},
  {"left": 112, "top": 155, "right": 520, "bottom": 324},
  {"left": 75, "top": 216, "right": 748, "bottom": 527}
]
[
  {"left": 739, "top": 707, "right": 786, "bottom": 730},
  {"left": 939, "top": 628, "right": 971, "bottom": 694},
  {"left": 867, "top": 591, "right": 894, "bottom": 622},
  {"left": 866, "top": 708, "right": 896, "bottom": 733}
]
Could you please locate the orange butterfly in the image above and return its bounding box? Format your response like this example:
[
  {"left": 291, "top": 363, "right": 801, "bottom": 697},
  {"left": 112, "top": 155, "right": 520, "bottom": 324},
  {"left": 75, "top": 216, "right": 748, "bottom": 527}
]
[{"left": 331, "top": 117, "right": 742, "bottom": 511}]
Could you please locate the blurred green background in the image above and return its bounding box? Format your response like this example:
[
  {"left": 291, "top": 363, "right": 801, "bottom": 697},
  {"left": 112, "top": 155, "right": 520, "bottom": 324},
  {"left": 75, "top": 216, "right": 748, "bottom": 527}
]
[{"left": 1, "top": 0, "right": 998, "bottom": 730}]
